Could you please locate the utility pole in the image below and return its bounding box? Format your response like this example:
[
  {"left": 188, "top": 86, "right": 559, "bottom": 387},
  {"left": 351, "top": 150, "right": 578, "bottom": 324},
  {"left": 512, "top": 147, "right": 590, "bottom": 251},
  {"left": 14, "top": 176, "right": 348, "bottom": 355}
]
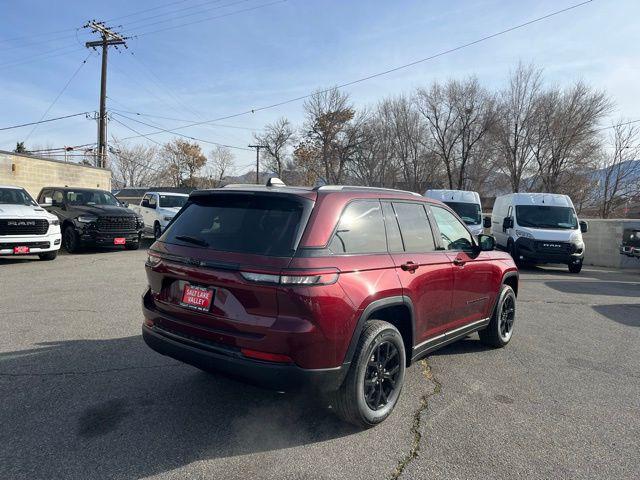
[
  {"left": 248, "top": 144, "right": 268, "bottom": 184},
  {"left": 84, "top": 21, "right": 127, "bottom": 168}
]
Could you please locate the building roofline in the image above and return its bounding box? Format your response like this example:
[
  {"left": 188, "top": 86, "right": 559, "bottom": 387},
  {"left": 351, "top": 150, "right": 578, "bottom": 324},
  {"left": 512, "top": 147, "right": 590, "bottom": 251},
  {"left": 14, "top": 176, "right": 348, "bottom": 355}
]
[{"left": 0, "top": 150, "right": 111, "bottom": 172}]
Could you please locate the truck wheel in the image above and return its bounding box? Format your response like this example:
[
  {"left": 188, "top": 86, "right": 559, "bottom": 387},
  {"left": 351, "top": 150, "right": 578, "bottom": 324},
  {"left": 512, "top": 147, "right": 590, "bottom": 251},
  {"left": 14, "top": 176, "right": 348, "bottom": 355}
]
[
  {"left": 568, "top": 261, "right": 583, "bottom": 273},
  {"left": 479, "top": 285, "right": 516, "bottom": 348},
  {"left": 329, "top": 320, "right": 406, "bottom": 428},
  {"left": 63, "top": 225, "right": 81, "bottom": 253},
  {"left": 154, "top": 222, "right": 162, "bottom": 240},
  {"left": 38, "top": 251, "right": 58, "bottom": 261}
]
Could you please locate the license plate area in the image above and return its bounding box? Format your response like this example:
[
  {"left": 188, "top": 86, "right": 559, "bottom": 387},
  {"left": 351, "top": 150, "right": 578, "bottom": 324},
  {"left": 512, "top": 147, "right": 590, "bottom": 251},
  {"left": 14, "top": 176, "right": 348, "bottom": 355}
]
[
  {"left": 13, "top": 246, "right": 30, "bottom": 254},
  {"left": 180, "top": 284, "right": 215, "bottom": 312},
  {"left": 114, "top": 237, "right": 126, "bottom": 245}
]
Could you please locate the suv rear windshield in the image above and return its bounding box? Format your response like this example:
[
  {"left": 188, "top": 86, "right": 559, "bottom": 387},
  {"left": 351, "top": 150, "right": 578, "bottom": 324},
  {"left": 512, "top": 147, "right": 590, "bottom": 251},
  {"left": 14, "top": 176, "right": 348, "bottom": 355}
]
[{"left": 163, "top": 194, "right": 309, "bottom": 256}]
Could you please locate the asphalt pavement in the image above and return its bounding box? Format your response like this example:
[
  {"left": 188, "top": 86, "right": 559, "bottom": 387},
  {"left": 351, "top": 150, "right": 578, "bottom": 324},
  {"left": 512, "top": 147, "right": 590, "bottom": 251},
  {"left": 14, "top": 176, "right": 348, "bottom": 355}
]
[{"left": 1, "top": 245, "right": 638, "bottom": 479}]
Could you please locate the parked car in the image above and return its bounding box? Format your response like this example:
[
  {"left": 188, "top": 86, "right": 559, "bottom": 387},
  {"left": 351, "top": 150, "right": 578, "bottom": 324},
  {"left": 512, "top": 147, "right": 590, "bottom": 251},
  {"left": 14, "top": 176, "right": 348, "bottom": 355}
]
[
  {"left": 0, "top": 185, "right": 61, "bottom": 260},
  {"left": 130, "top": 191, "right": 189, "bottom": 239},
  {"left": 491, "top": 193, "right": 588, "bottom": 273},
  {"left": 141, "top": 180, "right": 518, "bottom": 427},
  {"left": 620, "top": 229, "right": 640, "bottom": 258},
  {"left": 424, "top": 189, "right": 485, "bottom": 236},
  {"left": 37, "top": 187, "right": 144, "bottom": 253}
]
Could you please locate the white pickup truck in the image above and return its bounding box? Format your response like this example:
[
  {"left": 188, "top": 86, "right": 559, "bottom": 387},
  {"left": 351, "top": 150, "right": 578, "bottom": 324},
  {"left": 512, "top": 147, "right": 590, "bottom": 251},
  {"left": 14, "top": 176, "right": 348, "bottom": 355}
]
[
  {"left": 130, "top": 191, "right": 189, "bottom": 239},
  {"left": 0, "top": 184, "right": 61, "bottom": 260}
]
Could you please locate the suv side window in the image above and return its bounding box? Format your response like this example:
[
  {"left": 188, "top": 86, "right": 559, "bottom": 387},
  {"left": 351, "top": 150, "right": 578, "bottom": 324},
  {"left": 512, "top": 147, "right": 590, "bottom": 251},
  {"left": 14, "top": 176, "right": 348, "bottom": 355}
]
[
  {"left": 381, "top": 202, "right": 404, "bottom": 252},
  {"left": 39, "top": 189, "right": 52, "bottom": 203},
  {"left": 392, "top": 202, "right": 436, "bottom": 252},
  {"left": 329, "top": 200, "right": 387, "bottom": 254},
  {"left": 431, "top": 206, "right": 474, "bottom": 251}
]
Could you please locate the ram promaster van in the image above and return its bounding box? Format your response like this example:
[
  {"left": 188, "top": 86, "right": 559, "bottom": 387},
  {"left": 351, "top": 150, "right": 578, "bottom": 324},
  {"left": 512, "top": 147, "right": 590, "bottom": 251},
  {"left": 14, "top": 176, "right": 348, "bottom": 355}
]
[
  {"left": 424, "top": 189, "right": 484, "bottom": 236},
  {"left": 491, "top": 193, "right": 588, "bottom": 273}
]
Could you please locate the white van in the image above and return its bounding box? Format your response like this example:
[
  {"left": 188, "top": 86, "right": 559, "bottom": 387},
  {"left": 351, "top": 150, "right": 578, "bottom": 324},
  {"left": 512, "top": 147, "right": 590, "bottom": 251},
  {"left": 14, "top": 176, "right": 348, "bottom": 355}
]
[
  {"left": 424, "top": 189, "right": 485, "bottom": 236},
  {"left": 491, "top": 193, "right": 588, "bottom": 273},
  {"left": 0, "top": 185, "right": 61, "bottom": 260}
]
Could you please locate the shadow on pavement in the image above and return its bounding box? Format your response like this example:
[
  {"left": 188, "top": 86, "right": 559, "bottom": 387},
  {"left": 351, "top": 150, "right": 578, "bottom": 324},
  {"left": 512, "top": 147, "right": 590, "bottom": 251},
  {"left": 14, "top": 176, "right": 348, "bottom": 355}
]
[
  {"left": 592, "top": 304, "right": 640, "bottom": 327},
  {"left": 429, "top": 336, "right": 494, "bottom": 357},
  {"left": 545, "top": 280, "right": 640, "bottom": 297},
  {"left": 0, "top": 335, "right": 356, "bottom": 479}
]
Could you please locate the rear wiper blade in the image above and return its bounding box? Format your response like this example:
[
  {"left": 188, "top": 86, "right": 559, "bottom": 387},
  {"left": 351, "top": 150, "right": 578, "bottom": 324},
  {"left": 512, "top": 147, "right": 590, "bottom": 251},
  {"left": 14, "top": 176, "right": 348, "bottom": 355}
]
[{"left": 175, "top": 235, "right": 209, "bottom": 247}]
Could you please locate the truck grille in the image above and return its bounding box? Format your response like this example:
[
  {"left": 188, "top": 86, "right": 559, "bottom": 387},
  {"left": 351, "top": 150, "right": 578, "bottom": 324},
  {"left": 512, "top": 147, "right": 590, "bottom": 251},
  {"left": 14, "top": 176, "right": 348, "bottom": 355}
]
[
  {"left": 0, "top": 219, "right": 49, "bottom": 236},
  {"left": 96, "top": 216, "right": 137, "bottom": 232},
  {"left": 534, "top": 241, "right": 573, "bottom": 254}
]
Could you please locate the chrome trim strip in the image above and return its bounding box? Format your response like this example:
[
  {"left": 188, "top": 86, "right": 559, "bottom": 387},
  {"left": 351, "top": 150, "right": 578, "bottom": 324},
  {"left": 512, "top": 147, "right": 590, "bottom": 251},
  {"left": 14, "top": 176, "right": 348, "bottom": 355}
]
[{"left": 413, "top": 317, "right": 490, "bottom": 351}]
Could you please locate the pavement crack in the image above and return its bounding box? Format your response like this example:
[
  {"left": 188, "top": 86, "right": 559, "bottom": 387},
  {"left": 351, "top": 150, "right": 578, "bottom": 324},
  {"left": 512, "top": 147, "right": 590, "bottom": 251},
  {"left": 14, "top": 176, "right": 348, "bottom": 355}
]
[
  {"left": 390, "top": 358, "right": 441, "bottom": 480},
  {"left": 0, "top": 363, "right": 181, "bottom": 377}
]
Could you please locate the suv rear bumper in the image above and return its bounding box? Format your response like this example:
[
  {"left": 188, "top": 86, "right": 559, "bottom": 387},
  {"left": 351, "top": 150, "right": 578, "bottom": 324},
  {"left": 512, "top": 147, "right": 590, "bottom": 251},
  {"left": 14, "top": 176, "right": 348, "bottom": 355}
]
[{"left": 142, "top": 324, "right": 345, "bottom": 391}]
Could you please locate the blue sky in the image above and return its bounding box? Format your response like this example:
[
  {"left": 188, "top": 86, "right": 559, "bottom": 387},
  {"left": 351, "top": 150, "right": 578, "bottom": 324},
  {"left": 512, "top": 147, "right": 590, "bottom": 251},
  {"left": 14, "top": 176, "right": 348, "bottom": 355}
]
[{"left": 1, "top": 0, "right": 638, "bottom": 173}]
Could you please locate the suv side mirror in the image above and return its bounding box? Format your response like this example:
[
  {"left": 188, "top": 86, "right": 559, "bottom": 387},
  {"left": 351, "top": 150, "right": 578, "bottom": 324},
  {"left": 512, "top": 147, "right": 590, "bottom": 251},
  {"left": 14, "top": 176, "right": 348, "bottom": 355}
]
[
  {"left": 477, "top": 234, "right": 496, "bottom": 252},
  {"left": 483, "top": 215, "right": 491, "bottom": 229},
  {"left": 579, "top": 220, "right": 588, "bottom": 233},
  {"left": 40, "top": 196, "right": 53, "bottom": 207},
  {"left": 141, "top": 199, "right": 150, "bottom": 208},
  {"left": 503, "top": 217, "right": 514, "bottom": 229}
]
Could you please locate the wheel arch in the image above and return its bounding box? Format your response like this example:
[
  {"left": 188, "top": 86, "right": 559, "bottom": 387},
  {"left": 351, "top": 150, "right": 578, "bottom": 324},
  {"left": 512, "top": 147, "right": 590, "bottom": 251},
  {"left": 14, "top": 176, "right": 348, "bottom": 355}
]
[
  {"left": 502, "top": 271, "right": 519, "bottom": 297},
  {"left": 343, "top": 296, "right": 415, "bottom": 368}
]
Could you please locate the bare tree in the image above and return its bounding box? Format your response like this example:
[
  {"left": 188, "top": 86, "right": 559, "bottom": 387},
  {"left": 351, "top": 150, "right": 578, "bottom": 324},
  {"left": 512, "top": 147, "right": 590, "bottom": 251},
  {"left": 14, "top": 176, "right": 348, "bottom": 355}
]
[
  {"left": 109, "top": 138, "right": 161, "bottom": 188},
  {"left": 597, "top": 121, "right": 640, "bottom": 217},
  {"left": 532, "top": 82, "right": 612, "bottom": 193},
  {"left": 204, "top": 145, "right": 236, "bottom": 187},
  {"left": 161, "top": 138, "right": 207, "bottom": 187},
  {"left": 295, "top": 88, "right": 364, "bottom": 183},
  {"left": 253, "top": 117, "right": 295, "bottom": 178},
  {"left": 496, "top": 62, "right": 543, "bottom": 191},
  {"left": 416, "top": 77, "right": 496, "bottom": 189}
]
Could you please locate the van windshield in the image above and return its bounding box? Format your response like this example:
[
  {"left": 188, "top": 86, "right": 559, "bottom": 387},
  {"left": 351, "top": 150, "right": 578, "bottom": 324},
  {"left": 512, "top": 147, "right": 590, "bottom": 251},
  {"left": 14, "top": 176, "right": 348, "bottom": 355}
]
[
  {"left": 443, "top": 201, "right": 481, "bottom": 225},
  {"left": 515, "top": 205, "right": 578, "bottom": 229},
  {"left": 163, "top": 194, "right": 309, "bottom": 256}
]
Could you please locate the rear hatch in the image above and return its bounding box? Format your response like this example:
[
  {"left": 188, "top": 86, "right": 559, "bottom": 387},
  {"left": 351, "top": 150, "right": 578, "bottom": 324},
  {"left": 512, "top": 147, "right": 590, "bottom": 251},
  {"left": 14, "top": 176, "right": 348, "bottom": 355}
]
[{"left": 145, "top": 191, "right": 314, "bottom": 345}]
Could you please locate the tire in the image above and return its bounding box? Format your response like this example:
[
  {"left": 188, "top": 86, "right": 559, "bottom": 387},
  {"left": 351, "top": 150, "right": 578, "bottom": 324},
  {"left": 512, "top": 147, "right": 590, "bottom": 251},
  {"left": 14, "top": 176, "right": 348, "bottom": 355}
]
[
  {"left": 329, "top": 320, "right": 406, "bottom": 428},
  {"left": 38, "top": 251, "right": 58, "bottom": 261},
  {"left": 153, "top": 222, "right": 162, "bottom": 240},
  {"left": 479, "top": 285, "right": 516, "bottom": 348},
  {"left": 568, "top": 261, "right": 582, "bottom": 273},
  {"left": 125, "top": 241, "right": 140, "bottom": 251},
  {"left": 63, "top": 225, "right": 81, "bottom": 253}
]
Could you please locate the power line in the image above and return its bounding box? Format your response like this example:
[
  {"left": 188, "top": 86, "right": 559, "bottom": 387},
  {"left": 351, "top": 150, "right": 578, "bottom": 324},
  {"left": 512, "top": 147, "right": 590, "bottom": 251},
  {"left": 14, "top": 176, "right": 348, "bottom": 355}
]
[
  {"left": 107, "top": 107, "right": 261, "bottom": 131},
  {"left": 105, "top": 0, "right": 200, "bottom": 23},
  {"left": 118, "top": 0, "right": 230, "bottom": 29},
  {"left": 112, "top": 112, "right": 251, "bottom": 150},
  {"left": 120, "top": 0, "right": 595, "bottom": 140},
  {"left": 0, "top": 112, "right": 93, "bottom": 131},
  {"left": 22, "top": 53, "right": 93, "bottom": 143},
  {"left": 132, "top": 0, "right": 287, "bottom": 37},
  {"left": 0, "top": 45, "right": 86, "bottom": 69}
]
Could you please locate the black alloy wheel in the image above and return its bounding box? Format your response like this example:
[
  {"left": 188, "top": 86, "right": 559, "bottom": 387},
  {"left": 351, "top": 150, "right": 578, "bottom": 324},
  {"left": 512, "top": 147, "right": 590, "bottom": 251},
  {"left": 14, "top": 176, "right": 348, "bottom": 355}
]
[
  {"left": 498, "top": 294, "right": 515, "bottom": 342},
  {"left": 63, "top": 225, "right": 80, "bottom": 253},
  {"left": 364, "top": 341, "right": 401, "bottom": 411}
]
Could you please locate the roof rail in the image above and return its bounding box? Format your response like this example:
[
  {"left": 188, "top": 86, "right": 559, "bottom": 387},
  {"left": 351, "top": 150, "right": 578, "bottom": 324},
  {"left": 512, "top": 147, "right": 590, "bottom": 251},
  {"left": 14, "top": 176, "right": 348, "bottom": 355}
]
[
  {"left": 313, "top": 185, "right": 422, "bottom": 197},
  {"left": 221, "top": 183, "right": 259, "bottom": 188}
]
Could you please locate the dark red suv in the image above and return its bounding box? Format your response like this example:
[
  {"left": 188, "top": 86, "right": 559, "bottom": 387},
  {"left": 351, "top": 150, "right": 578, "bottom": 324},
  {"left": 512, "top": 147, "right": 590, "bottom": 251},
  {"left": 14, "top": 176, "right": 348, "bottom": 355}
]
[{"left": 142, "top": 183, "right": 518, "bottom": 427}]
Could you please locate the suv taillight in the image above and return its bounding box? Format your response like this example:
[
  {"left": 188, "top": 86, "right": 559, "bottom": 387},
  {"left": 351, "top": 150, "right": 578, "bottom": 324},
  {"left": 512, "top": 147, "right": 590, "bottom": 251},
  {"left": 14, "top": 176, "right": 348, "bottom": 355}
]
[{"left": 240, "top": 270, "right": 339, "bottom": 286}]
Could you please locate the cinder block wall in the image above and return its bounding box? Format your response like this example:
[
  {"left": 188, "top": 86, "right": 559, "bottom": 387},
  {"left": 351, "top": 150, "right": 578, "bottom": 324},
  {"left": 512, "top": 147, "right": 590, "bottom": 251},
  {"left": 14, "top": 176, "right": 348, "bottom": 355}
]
[
  {"left": 583, "top": 218, "right": 640, "bottom": 269},
  {"left": 0, "top": 151, "right": 111, "bottom": 198}
]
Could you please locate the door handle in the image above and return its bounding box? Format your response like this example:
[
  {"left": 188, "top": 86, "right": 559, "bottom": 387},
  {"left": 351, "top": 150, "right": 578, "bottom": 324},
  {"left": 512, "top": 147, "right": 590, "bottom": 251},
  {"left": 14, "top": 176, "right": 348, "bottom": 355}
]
[
  {"left": 453, "top": 258, "right": 466, "bottom": 266},
  {"left": 401, "top": 261, "right": 419, "bottom": 273}
]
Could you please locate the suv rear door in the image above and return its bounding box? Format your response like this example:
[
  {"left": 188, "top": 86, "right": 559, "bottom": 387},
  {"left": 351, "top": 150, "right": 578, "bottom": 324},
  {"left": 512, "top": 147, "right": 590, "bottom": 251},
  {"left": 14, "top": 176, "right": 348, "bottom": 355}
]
[{"left": 383, "top": 201, "right": 454, "bottom": 344}]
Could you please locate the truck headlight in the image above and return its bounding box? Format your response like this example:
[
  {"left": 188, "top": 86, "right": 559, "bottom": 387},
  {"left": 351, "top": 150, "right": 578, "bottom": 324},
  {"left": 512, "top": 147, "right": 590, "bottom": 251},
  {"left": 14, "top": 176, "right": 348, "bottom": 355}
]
[
  {"left": 77, "top": 215, "right": 98, "bottom": 223},
  {"left": 515, "top": 230, "right": 534, "bottom": 239},
  {"left": 49, "top": 219, "right": 60, "bottom": 226}
]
